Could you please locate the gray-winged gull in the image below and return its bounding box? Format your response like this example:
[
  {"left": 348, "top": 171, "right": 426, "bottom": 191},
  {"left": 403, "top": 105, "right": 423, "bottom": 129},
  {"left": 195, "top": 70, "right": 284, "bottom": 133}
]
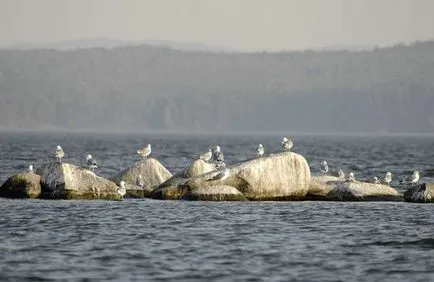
[
  {"left": 54, "top": 145, "right": 65, "bottom": 162},
  {"left": 86, "top": 154, "right": 98, "bottom": 172},
  {"left": 383, "top": 172, "right": 392, "bottom": 186},
  {"left": 256, "top": 144, "right": 264, "bottom": 157},
  {"left": 320, "top": 160, "right": 329, "bottom": 175},
  {"left": 281, "top": 137, "right": 293, "bottom": 152},
  {"left": 137, "top": 144, "right": 152, "bottom": 158}
]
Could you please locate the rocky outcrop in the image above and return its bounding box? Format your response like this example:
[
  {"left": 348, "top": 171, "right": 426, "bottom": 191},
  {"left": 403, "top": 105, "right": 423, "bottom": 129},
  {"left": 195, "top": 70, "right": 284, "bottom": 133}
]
[
  {"left": 404, "top": 183, "right": 434, "bottom": 203},
  {"left": 37, "top": 163, "right": 120, "bottom": 200},
  {"left": 0, "top": 172, "right": 41, "bottom": 199},
  {"left": 153, "top": 152, "right": 311, "bottom": 200},
  {"left": 183, "top": 185, "right": 247, "bottom": 201},
  {"left": 308, "top": 175, "right": 402, "bottom": 201},
  {"left": 110, "top": 158, "right": 172, "bottom": 194},
  {"left": 181, "top": 159, "right": 216, "bottom": 178},
  {"left": 123, "top": 182, "right": 154, "bottom": 198}
]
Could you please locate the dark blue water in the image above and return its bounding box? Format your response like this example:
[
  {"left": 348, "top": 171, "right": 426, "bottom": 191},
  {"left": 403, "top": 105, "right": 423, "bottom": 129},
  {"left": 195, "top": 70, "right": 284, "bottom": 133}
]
[{"left": 0, "top": 132, "right": 433, "bottom": 281}]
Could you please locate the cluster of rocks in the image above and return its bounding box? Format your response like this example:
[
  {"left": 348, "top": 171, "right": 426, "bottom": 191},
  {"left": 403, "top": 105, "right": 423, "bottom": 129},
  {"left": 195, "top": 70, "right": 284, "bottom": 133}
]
[{"left": 0, "top": 151, "right": 432, "bottom": 203}]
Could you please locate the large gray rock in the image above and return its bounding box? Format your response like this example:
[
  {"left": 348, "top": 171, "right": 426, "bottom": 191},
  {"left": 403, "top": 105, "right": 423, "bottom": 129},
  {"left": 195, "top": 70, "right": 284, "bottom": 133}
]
[
  {"left": 181, "top": 159, "right": 216, "bottom": 178},
  {"left": 0, "top": 172, "right": 41, "bottom": 199},
  {"left": 404, "top": 183, "right": 434, "bottom": 203},
  {"left": 308, "top": 175, "right": 402, "bottom": 201},
  {"left": 183, "top": 185, "right": 247, "bottom": 201},
  {"left": 153, "top": 152, "right": 311, "bottom": 200},
  {"left": 37, "top": 163, "right": 120, "bottom": 200},
  {"left": 110, "top": 158, "right": 172, "bottom": 194}
]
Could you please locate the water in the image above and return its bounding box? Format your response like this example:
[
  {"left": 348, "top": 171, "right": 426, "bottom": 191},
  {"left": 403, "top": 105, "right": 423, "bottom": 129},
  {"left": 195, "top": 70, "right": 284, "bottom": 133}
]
[{"left": 0, "top": 132, "right": 433, "bottom": 281}]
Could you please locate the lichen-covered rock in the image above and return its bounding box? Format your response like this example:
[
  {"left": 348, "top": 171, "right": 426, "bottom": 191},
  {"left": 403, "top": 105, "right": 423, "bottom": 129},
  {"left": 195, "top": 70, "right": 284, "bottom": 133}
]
[
  {"left": 0, "top": 172, "right": 41, "bottom": 199},
  {"left": 325, "top": 180, "right": 402, "bottom": 201},
  {"left": 110, "top": 158, "right": 172, "bottom": 192},
  {"left": 404, "top": 183, "right": 434, "bottom": 203},
  {"left": 154, "top": 152, "right": 311, "bottom": 200},
  {"left": 183, "top": 185, "right": 247, "bottom": 201},
  {"left": 181, "top": 159, "right": 216, "bottom": 178},
  {"left": 37, "top": 163, "right": 120, "bottom": 200}
]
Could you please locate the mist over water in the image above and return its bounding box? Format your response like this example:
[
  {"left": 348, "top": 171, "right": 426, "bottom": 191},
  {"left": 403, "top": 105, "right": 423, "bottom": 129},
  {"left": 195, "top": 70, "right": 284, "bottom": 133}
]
[{"left": 0, "top": 132, "right": 433, "bottom": 281}]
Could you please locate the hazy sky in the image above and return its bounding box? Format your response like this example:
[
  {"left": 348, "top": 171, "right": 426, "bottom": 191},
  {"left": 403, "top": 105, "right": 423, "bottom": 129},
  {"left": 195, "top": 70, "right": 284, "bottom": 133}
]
[{"left": 1, "top": 0, "right": 434, "bottom": 51}]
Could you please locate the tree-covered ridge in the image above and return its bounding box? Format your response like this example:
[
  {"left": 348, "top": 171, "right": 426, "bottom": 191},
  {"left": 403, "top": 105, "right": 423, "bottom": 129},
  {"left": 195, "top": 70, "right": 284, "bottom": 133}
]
[{"left": 0, "top": 41, "right": 433, "bottom": 133}]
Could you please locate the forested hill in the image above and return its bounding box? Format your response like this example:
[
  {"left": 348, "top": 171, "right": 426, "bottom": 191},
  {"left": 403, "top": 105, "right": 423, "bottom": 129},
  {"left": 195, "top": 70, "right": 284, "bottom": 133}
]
[{"left": 0, "top": 41, "right": 434, "bottom": 134}]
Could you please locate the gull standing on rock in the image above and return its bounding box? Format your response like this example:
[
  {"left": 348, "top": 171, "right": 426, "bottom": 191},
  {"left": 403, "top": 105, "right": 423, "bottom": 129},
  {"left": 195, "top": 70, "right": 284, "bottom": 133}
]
[
  {"left": 383, "top": 172, "right": 392, "bottom": 186},
  {"left": 86, "top": 154, "right": 98, "bottom": 172},
  {"left": 137, "top": 144, "right": 152, "bottom": 159},
  {"left": 371, "top": 176, "right": 380, "bottom": 184},
  {"left": 199, "top": 149, "right": 213, "bottom": 163},
  {"left": 117, "top": 181, "right": 127, "bottom": 199},
  {"left": 256, "top": 144, "right": 264, "bottom": 157},
  {"left": 137, "top": 175, "right": 144, "bottom": 188},
  {"left": 207, "top": 164, "right": 230, "bottom": 182},
  {"left": 337, "top": 169, "right": 345, "bottom": 179},
  {"left": 54, "top": 145, "right": 65, "bottom": 163},
  {"left": 411, "top": 170, "right": 420, "bottom": 186},
  {"left": 28, "top": 165, "right": 34, "bottom": 173},
  {"left": 347, "top": 172, "right": 356, "bottom": 182},
  {"left": 320, "top": 161, "right": 329, "bottom": 175},
  {"left": 281, "top": 137, "right": 293, "bottom": 152},
  {"left": 213, "top": 146, "right": 225, "bottom": 168}
]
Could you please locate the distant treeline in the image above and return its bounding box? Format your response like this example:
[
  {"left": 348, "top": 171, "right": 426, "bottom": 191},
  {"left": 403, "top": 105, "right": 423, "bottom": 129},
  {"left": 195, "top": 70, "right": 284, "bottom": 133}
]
[{"left": 0, "top": 41, "right": 434, "bottom": 133}]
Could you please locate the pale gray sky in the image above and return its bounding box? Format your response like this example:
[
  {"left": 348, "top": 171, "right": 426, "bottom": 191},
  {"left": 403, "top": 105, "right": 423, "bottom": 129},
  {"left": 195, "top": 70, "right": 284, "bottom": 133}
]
[{"left": 1, "top": 0, "right": 434, "bottom": 51}]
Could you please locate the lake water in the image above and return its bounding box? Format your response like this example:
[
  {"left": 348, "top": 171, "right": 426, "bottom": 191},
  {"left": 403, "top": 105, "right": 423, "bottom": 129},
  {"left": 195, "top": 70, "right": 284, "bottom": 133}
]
[{"left": 0, "top": 132, "right": 433, "bottom": 281}]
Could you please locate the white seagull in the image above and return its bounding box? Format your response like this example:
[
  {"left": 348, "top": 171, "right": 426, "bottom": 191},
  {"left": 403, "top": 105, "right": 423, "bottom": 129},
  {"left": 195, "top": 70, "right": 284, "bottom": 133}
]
[
  {"left": 28, "top": 165, "right": 34, "bottom": 173},
  {"left": 213, "top": 146, "right": 225, "bottom": 167},
  {"left": 383, "top": 172, "right": 392, "bottom": 186},
  {"left": 136, "top": 175, "right": 144, "bottom": 188},
  {"left": 54, "top": 145, "right": 65, "bottom": 162},
  {"left": 281, "top": 137, "right": 293, "bottom": 152},
  {"left": 256, "top": 144, "right": 264, "bottom": 157},
  {"left": 337, "top": 169, "right": 345, "bottom": 179},
  {"left": 207, "top": 167, "right": 230, "bottom": 182},
  {"left": 347, "top": 172, "right": 356, "bottom": 182},
  {"left": 411, "top": 170, "right": 420, "bottom": 186},
  {"left": 86, "top": 154, "right": 98, "bottom": 172},
  {"left": 137, "top": 144, "right": 152, "bottom": 158},
  {"left": 199, "top": 149, "right": 213, "bottom": 162},
  {"left": 117, "top": 181, "right": 127, "bottom": 199},
  {"left": 320, "top": 160, "right": 329, "bottom": 175},
  {"left": 371, "top": 176, "right": 380, "bottom": 184}
]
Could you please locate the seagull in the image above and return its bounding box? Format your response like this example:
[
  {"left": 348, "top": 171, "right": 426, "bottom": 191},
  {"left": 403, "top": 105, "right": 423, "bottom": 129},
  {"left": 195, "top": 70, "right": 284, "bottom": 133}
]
[
  {"left": 256, "top": 144, "right": 264, "bottom": 157},
  {"left": 383, "top": 172, "right": 392, "bottom": 186},
  {"left": 320, "top": 160, "right": 329, "bottom": 175},
  {"left": 199, "top": 149, "right": 213, "bottom": 162},
  {"left": 206, "top": 167, "right": 230, "bottom": 182},
  {"left": 347, "top": 172, "right": 356, "bottom": 182},
  {"left": 337, "top": 169, "right": 345, "bottom": 179},
  {"left": 54, "top": 145, "right": 65, "bottom": 163},
  {"left": 213, "top": 146, "right": 224, "bottom": 167},
  {"left": 28, "top": 165, "right": 34, "bottom": 173},
  {"left": 371, "top": 176, "right": 380, "bottom": 184},
  {"left": 411, "top": 170, "right": 420, "bottom": 186},
  {"left": 117, "top": 181, "right": 127, "bottom": 199},
  {"left": 281, "top": 137, "right": 293, "bottom": 152},
  {"left": 136, "top": 175, "right": 144, "bottom": 188},
  {"left": 86, "top": 154, "right": 98, "bottom": 172},
  {"left": 137, "top": 144, "right": 152, "bottom": 158}
]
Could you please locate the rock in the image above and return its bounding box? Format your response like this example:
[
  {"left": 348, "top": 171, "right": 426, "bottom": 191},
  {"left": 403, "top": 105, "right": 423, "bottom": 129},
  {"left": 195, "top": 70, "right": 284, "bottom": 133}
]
[
  {"left": 153, "top": 152, "right": 311, "bottom": 200},
  {"left": 307, "top": 175, "right": 340, "bottom": 200},
  {"left": 317, "top": 177, "right": 402, "bottom": 201},
  {"left": 181, "top": 159, "right": 216, "bottom": 178},
  {"left": 183, "top": 185, "right": 247, "bottom": 201},
  {"left": 404, "top": 183, "right": 434, "bottom": 203},
  {"left": 37, "top": 162, "right": 120, "bottom": 200},
  {"left": 110, "top": 158, "right": 172, "bottom": 194},
  {"left": 123, "top": 183, "right": 153, "bottom": 198},
  {"left": 0, "top": 172, "right": 41, "bottom": 199}
]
